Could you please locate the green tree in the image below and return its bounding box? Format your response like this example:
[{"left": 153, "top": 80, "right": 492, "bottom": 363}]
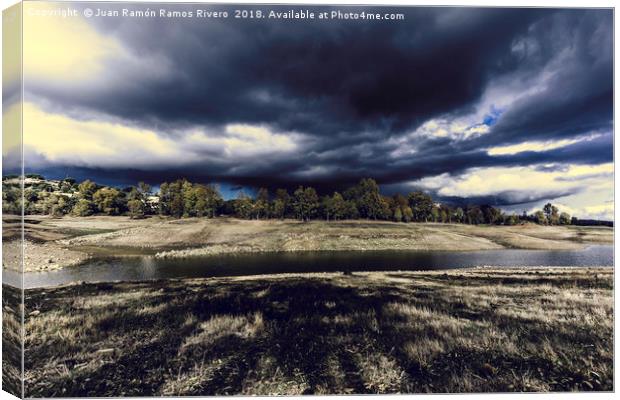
[
  {"left": 293, "top": 186, "right": 319, "bottom": 221},
  {"left": 72, "top": 199, "right": 94, "bottom": 217},
  {"left": 321, "top": 196, "right": 333, "bottom": 221},
  {"left": 505, "top": 214, "right": 519, "bottom": 225},
  {"left": 192, "top": 184, "right": 222, "bottom": 218},
  {"left": 343, "top": 200, "right": 360, "bottom": 219},
  {"left": 272, "top": 189, "right": 290, "bottom": 219},
  {"left": 466, "top": 206, "right": 484, "bottom": 224},
  {"left": 77, "top": 180, "right": 97, "bottom": 200},
  {"left": 550, "top": 205, "right": 560, "bottom": 225},
  {"left": 93, "top": 188, "right": 122, "bottom": 215},
  {"left": 408, "top": 191, "right": 434, "bottom": 222},
  {"left": 164, "top": 180, "right": 185, "bottom": 218},
  {"left": 533, "top": 210, "right": 547, "bottom": 225},
  {"left": 273, "top": 199, "right": 286, "bottom": 220},
  {"left": 252, "top": 188, "right": 269, "bottom": 219},
  {"left": 45, "top": 194, "right": 70, "bottom": 217},
  {"left": 542, "top": 203, "right": 560, "bottom": 224},
  {"left": 481, "top": 205, "right": 502, "bottom": 225},
  {"left": 127, "top": 199, "right": 146, "bottom": 219},
  {"left": 402, "top": 206, "right": 413, "bottom": 222},
  {"left": 355, "top": 178, "right": 385, "bottom": 220},
  {"left": 182, "top": 180, "right": 196, "bottom": 217},
  {"left": 137, "top": 182, "right": 152, "bottom": 197},
  {"left": 393, "top": 207, "right": 403, "bottom": 222},
  {"left": 559, "top": 212, "right": 572, "bottom": 225},
  {"left": 329, "top": 192, "right": 348, "bottom": 220},
  {"left": 234, "top": 192, "right": 253, "bottom": 219}
]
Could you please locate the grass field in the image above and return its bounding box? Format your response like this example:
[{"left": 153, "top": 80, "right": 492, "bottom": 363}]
[{"left": 17, "top": 266, "right": 613, "bottom": 396}]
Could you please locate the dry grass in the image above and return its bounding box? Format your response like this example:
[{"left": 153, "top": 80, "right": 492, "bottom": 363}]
[
  {"left": 15, "top": 266, "right": 614, "bottom": 396},
  {"left": 2, "top": 285, "right": 23, "bottom": 397}
]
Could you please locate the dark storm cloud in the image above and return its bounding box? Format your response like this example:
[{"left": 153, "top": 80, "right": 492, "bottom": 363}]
[
  {"left": 33, "top": 6, "right": 546, "bottom": 135},
  {"left": 431, "top": 190, "right": 578, "bottom": 208},
  {"left": 27, "top": 5, "right": 613, "bottom": 205},
  {"left": 464, "top": 9, "right": 613, "bottom": 150}
]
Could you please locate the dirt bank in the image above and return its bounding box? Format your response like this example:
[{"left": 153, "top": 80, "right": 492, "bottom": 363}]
[{"left": 4, "top": 215, "right": 613, "bottom": 271}]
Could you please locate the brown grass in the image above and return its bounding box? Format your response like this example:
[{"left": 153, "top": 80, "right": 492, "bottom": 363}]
[
  {"left": 18, "top": 267, "right": 614, "bottom": 396},
  {"left": 2, "top": 285, "right": 23, "bottom": 397}
]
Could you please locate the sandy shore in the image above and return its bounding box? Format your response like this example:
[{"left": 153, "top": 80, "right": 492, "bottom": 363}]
[
  {"left": 2, "top": 240, "right": 88, "bottom": 272},
  {"left": 3, "top": 215, "right": 613, "bottom": 272}
]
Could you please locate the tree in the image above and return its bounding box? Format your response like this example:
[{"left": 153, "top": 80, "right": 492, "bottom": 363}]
[
  {"left": 93, "top": 188, "right": 122, "bottom": 215},
  {"left": 505, "top": 214, "right": 519, "bottom": 225},
  {"left": 439, "top": 204, "right": 452, "bottom": 223},
  {"left": 330, "top": 192, "right": 348, "bottom": 220},
  {"left": 481, "top": 205, "right": 502, "bottom": 225},
  {"left": 402, "top": 206, "right": 413, "bottom": 222},
  {"left": 559, "top": 212, "right": 572, "bottom": 225},
  {"left": 78, "top": 180, "right": 97, "bottom": 200},
  {"left": 138, "top": 182, "right": 152, "bottom": 197},
  {"left": 165, "top": 180, "right": 185, "bottom": 218},
  {"left": 293, "top": 186, "right": 319, "bottom": 221},
  {"left": 533, "top": 210, "right": 546, "bottom": 225},
  {"left": 393, "top": 207, "right": 403, "bottom": 222},
  {"left": 127, "top": 199, "right": 146, "bottom": 219},
  {"left": 233, "top": 192, "right": 253, "bottom": 219},
  {"left": 72, "top": 199, "right": 94, "bottom": 217},
  {"left": 466, "top": 206, "right": 484, "bottom": 224},
  {"left": 343, "top": 200, "right": 360, "bottom": 219},
  {"left": 550, "top": 205, "right": 560, "bottom": 225},
  {"left": 542, "top": 203, "right": 559, "bottom": 224},
  {"left": 408, "top": 192, "right": 434, "bottom": 222},
  {"left": 182, "top": 180, "right": 196, "bottom": 217},
  {"left": 355, "top": 178, "right": 385, "bottom": 220},
  {"left": 44, "top": 194, "right": 70, "bottom": 217},
  {"left": 204, "top": 185, "right": 223, "bottom": 218},
  {"left": 454, "top": 207, "right": 464, "bottom": 223},
  {"left": 273, "top": 199, "right": 286, "bottom": 220},
  {"left": 59, "top": 180, "right": 74, "bottom": 193},
  {"left": 321, "top": 196, "right": 333, "bottom": 221},
  {"left": 252, "top": 188, "right": 269, "bottom": 219},
  {"left": 273, "top": 189, "right": 290, "bottom": 219}
]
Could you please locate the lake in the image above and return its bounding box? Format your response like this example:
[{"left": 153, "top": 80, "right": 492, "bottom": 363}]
[{"left": 4, "top": 244, "right": 613, "bottom": 289}]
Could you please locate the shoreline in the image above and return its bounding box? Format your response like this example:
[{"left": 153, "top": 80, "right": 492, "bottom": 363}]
[
  {"left": 2, "top": 215, "right": 613, "bottom": 272},
  {"left": 11, "top": 264, "right": 614, "bottom": 290}
]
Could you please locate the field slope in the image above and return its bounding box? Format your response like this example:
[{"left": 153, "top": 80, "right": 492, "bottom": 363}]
[{"left": 4, "top": 215, "right": 613, "bottom": 271}]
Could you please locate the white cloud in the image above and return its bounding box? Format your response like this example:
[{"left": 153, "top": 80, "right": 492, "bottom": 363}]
[
  {"left": 487, "top": 133, "right": 602, "bottom": 156},
  {"left": 22, "top": 102, "right": 301, "bottom": 169},
  {"left": 408, "top": 163, "right": 613, "bottom": 220}
]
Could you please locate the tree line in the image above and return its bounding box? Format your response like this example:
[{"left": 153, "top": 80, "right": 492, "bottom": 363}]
[{"left": 2, "top": 175, "right": 574, "bottom": 225}]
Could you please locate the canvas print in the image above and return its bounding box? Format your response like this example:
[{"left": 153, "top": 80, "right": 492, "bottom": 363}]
[{"left": 1, "top": 1, "right": 614, "bottom": 397}]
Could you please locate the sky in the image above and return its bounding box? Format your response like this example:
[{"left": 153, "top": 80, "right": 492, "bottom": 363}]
[{"left": 3, "top": 2, "right": 614, "bottom": 219}]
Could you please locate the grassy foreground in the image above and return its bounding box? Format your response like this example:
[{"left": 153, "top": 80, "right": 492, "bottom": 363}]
[{"left": 20, "top": 267, "right": 613, "bottom": 396}]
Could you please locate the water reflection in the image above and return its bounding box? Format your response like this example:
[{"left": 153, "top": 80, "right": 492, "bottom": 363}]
[{"left": 18, "top": 245, "right": 614, "bottom": 289}]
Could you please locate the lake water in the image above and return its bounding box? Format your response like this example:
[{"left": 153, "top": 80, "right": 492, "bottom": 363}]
[{"left": 5, "top": 244, "right": 613, "bottom": 288}]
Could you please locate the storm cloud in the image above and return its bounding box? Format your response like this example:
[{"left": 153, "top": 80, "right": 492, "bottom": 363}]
[{"left": 17, "top": 4, "right": 613, "bottom": 217}]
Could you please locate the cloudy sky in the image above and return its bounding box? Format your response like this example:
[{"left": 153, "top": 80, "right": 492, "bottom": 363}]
[{"left": 3, "top": 2, "right": 613, "bottom": 219}]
